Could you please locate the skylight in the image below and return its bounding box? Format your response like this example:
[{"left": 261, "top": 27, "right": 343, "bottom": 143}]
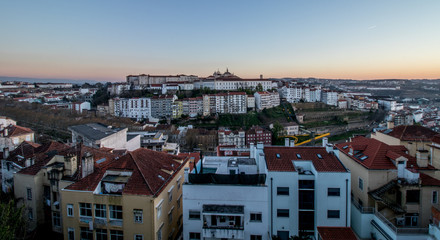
[
  {"left": 317, "top": 154, "right": 322, "bottom": 159},
  {"left": 360, "top": 156, "right": 368, "bottom": 161},
  {"left": 342, "top": 146, "right": 348, "bottom": 149},
  {"left": 276, "top": 154, "right": 281, "bottom": 158},
  {"left": 296, "top": 154, "right": 302, "bottom": 159}
]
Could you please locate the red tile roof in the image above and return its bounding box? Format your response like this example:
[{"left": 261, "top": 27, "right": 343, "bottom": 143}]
[
  {"left": 264, "top": 146, "right": 347, "bottom": 172},
  {"left": 178, "top": 152, "right": 200, "bottom": 172},
  {"left": 3, "top": 125, "right": 34, "bottom": 137},
  {"left": 18, "top": 142, "right": 70, "bottom": 175},
  {"left": 420, "top": 173, "right": 440, "bottom": 186},
  {"left": 317, "top": 227, "right": 358, "bottom": 240},
  {"left": 66, "top": 148, "right": 188, "bottom": 196},
  {"left": 433, "top": 134, "right": 440, "bottom": 145},
  {"left": 382, "top": 125, "right": 438, "bottom": 141},
  {"left": 336, "top": 136, "right": 435, "bottom": 170}
]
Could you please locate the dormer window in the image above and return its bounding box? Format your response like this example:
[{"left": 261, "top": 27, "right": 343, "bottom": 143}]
[{"left": 296, "top": 154, "right": 302, "bottom": 159}]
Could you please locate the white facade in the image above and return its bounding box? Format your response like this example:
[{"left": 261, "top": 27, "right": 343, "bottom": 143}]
[
  {"left": 218, "top": 129, "right": 246, "bottom": 148},
  {"left": 254, "top": 92, "right": 280, "bottom": 110},
  {"left": 183, "top": 150, "right": 269, "bottom": 240},
  {"left": 321, "top": 91, "right": 338, "bottom": 106},
  {"left": 378, "top": 99, "right": 397, "bottom": 111},
  {"left": 112, "top": 97, "right": 152, "bottom": 121}
]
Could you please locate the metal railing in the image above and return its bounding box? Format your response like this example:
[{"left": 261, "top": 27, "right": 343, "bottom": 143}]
[
  {"left": 374, "top": 210, "right": 429, "bottom": 235},
  {"left": 351, "top": 200, "right": 375, "bottom": 214}
]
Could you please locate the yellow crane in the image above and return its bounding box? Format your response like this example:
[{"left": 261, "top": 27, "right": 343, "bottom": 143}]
[{"left": 280, "top": 133, "right": 330, "bottom": 146}]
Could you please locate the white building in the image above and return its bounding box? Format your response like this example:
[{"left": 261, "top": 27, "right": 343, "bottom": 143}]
[
  {"left": 218, "top": 128, "right": 246, "bottom": 148},
  {"left": 69, "top": 101, "right": 91, "bottom": 113},
  {"left": 111, "top": 97, "right": 152, "bottom": 121},
  {"left": 378, "top": 99, "right": 397, "bottom": 111},
  {"left": 321, "top": 90, "right": 338, "bottom": 106},
  {"left": 68, "top": 123, "right": 140, "bottom": 151},
  {"left": 264, "top": 141, "right": 351, "bottom": 239},
  {"left": 254, "top": 91, "right": 280, "bottom": 110},
  {"left": 183, "top": 145, "right": 270, "bottom": 240},
  {"left": 202, "top": 92, "right": 247, "bottom": 115},
  {"left": 279, "top": 86, "right": 302, "bottom": 103}
]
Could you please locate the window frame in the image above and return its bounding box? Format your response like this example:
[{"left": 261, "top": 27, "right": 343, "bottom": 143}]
[
  {"left": 110, "top": 230, "right": 123, "bottom": 240},
  {"left": 358, "top": 178, "right": 364, "bottom": 191},
  {"left": 277, "top": 209, "right": 289, "bottom": 218},
  {"left": 79, "top": 203, "right": 92, "bottom": 217},
  {"left": 434, "top": 191, "right": 439, "bottom": 204},
  {"left": 250, "top": 212, "right": 262, "bottom": 222},
  {"left": 67, "top": 204, "right": 74, "bottom": 217},
  {"left": 52, "top": 211, "right": 61, "bottom": 227},
  {"left": 327, "top": 210, "right": 340, "bottom": 219},
  {"left": 134, "top": 209, "right": 143, "bottom": 223},
  {"left": 189, "top": 232, "right": 201, "bottom": 240},
  {"left": 96, "top": 228, "right": 108, "bottom": 240},
  {"left": 27, "top": 188, "right": 32, "bottom": 200},
  {"left": 95, "top": 204, "right": 107, "bottom": 219},
  {"left": 277, "top": 187, "right": 289, "bottom": 196},
  {"left": 328, "top": 188, "right": 341, "bottom": 197},
  {"left": 189, "top": 210, "right": 201, "bottom": 220},
  {"left": 109, "top": 205, "right": 123, "bottom": 220}
]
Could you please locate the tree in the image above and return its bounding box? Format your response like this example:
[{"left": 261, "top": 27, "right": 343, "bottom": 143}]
[
  {"left": 272, "top": 121, "right": 285, "bottom": 139},
  {"left": 0, "top": 200, "right": 27, "bottom": 240},
  {"left": 256, "top": 83, "right": 263, "bottom": 92}
]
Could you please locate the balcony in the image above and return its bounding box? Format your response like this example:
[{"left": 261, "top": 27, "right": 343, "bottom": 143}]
[{"left": 202, "top": 228, "right": 244, "bottom": 239}]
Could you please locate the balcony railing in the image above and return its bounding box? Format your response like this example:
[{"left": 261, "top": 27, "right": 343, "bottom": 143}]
[
  {"left": 374, "top": 210, "right": 428, "bottom": 235},
  {"left": 202, "top": 227, "right": 244, "bottom": 239}
]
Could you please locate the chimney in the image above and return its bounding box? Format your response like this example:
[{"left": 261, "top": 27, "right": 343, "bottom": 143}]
[
  {"left": 290, "top": 140, "right": 295, "bottom": 147},
  {"left": 416, "top": 150, "right": 429, "bottom": 167},
  {"left": 3, "top": 147, "right": 9, "bottom": 159},
  {"left": 285, "top": 138, "right": 290, "bottom": 147},
  {"left": 81, "top": 152, "right": 94, "bottom": 178},
  {"left": 322, "top": 137, "right": 328, "bottom": 147},
  {"left": 184, "top": 167, "right": 189, "bottom": 183}
]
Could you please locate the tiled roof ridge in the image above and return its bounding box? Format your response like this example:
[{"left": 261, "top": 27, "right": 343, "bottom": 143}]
[
  {"left": 128, "top": 151, "right": 154, "bottom": 194},
  {"left": 399, "top": 125, "right": 408, "bottom": 140}
]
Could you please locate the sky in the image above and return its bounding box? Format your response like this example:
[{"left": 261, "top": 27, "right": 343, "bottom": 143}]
[{"left": 1, "top": 1, "right": 439, "bottom": 82}]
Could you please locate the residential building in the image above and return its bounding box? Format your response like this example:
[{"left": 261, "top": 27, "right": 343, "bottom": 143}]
[
  {"left": 202, "top": 92, "right": 247, "bottom": 115},
  {"left": 0, "top": 124, "right": 35, "bottom": 146},
  {"left": 254, "top": 91, "right": 280, "bottom": 110},
  {"left": 172, "top": 100, "right": 184, "bottom": 119},
  {"left": 247, "top": 95, "right": 255, "bottom": 109},
  {"left": 183, "top": 146, "right": 269, "bottom": 240},
  {"left": 61, "top": 148, "right": 189, "bottom": 240},
  {"left": 321, "top": 90, "right": 338, "bottom": 106},
  {"left": 68, "top": 123, "right": 140, "bottom": 151},
  {"left": 69, "top": 101, "right": 91, "bottom": 113},
  {"left": 151, "top": 95, "right": 176, "bottom": 119},
  {"left": 264, "top": 143, "right": 351, "bottom": 239},
  {"left": 246, "top": 126, "right": 272, "bottom": 146},
  {"left": 218, "top": 128, "right": 246, "bottom": 148},
  {"left": 378, "top": 99, "right": 398, "bottom": 111},
  {"left": 336, "top": 136, "right": 437, "bottom": 239},
  {"left": 279, "top": 86, "right": 302, "bottom": 103},
  {"left": 282, "top": 122, "right": 299, "bottom": 136},
  {"left": 111, "top": 97, "right": 152, "bottom": 121},
  {"left": 371, "top": 125, "right": 438, "bottom": 157}
]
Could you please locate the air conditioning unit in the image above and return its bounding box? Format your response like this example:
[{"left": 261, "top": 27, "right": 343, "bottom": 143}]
[{"left": 396, "top": 217, "right": 405, "bottom": 226}]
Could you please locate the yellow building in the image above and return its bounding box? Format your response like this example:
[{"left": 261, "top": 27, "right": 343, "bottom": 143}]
[
  {"left": 61, "top": 148, "right": 188, "bottom": 240},
  {"left": 336, "top": 136, "right": 440, "bottom": 228}
]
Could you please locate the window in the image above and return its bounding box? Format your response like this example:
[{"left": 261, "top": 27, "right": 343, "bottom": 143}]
[
  {"left": 168, "top": 208, "right": 173, "bottom": 224},
  {"left": 177, "top": 177, "right": 182, "bottom": 190},
  {"left": 177, "top": 195, "right": 182, "bottom": 209},
  {"left": 433, "top": 191, "right": 438, "bottom": 204},
  {"left": 67, "top": 204, "right": 74, "bottom": 217},
  {"left": 156, "top": 202, "right": 163, "bottom": 219},
  {"left": 28, "top": 208, "right": 33, "bottom": 220},
  {"left": 277, "top": 187, "right": 289, "bottom": 196},
  {"left": 251, "top": 235, "right": 262, "bottom": 240},
  {"left": 95, "top": 204, "right": 107, "bottom": 218},
  {"left": 299, "top": 180, "right": 315, "bottom": 189},
  {"left": 328, "top": 188, "right": 340, "bottom": 196},
  {"left": 80, "top": 203, "right": 92, "bottom": 217},
  {"left": 277, "top": 209, "right": 289, "bottom": 218},
  {"left": 168, "top": 186, "right": 174, "bottom": 202},
  {"left": 134, "top": 209, "right": 143, "bottom": 223},
  {"left": 157, "top": 226, "right": 163, "bottom": 240},
  {"left": 407, "top": 190, "right": 420, "bottom": 203},
  {"left": 328, "top": 210, "right": 340, "bottom": 218},
  {"left": 96, "top": 229, "right": 107, "bottom": 240},
  {"left": 189, "top": 232, "right": 201, "bottom": 240},
  {"left": 250, "top": 212, "right": 262, "bottom": 222},
  {"left": 189, "top": 210, "right": 201, "bottom": 220},
  {"left": 68, "top": 228, "right": 75, "bottom": 240},
  {"left": 110, "top": 205, "right": 123, "bottom": 220},
  {"left": 110, "top": 230, "right": 123, "bottom": 240},
  {"left": 80, "top": 227, "right": 93, "bottom": 240},
  {"left": 134, "top": 234, "right": 143, "bottom": 240},
  {"left": 27, "top": 188, "right": 32, "bottom": 200},
  {"left": 52, "top": 211, "right": 61, "bottom": 227},
  {"left": 358, "top": 178, "right": 363, "bottom": 191}
]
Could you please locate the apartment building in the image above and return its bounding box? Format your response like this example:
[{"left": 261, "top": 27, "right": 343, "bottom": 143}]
[
  {"left": 181, "top": 97, "right": 203, "bottom": 117},
  {"left": 0, "top": 123, "right": 35, "bottom": 146},
  {"left": 321, "top": 90, "right": 338, "bottom": 106},
  {"left": 336, "top": 136, "right": 438, "bottom": 239},
  {"left": 371, "top": 125, "right": 438, "bottom": 157},
  {"left": 111, "top": 97, "right": 152, "bottom": 121},
  {"left": 68, "top": 123, "right": 140, "bottom": 151},
  {"left": 172, "top": 100, "right": 184, "bottom": 119},
  {"left": 61, "top": 148, "right": 189, "bottom": 240},
  {"left": 183, "top": 146, "right": 269, "bottom": 240},
  {"left": 279, "top": 86, "right": 303, "bottom": 103},
  {"left": 151, "top": 95, "right": 176, "bottom": 119},
  {"left": 202, "top": 92, "right": 247, "bottom": 115},
  {"left": 246, "top": 126, "right": 272, "bottom": 146},
  {"left": 218, "top": 128, "right": 246, "bottom": 148},
  {"left": 254, "top": 91, "right": 280, "bottom": 110},
  {"left": 264, "top": 143, "right": 351, "bottom": 239}
]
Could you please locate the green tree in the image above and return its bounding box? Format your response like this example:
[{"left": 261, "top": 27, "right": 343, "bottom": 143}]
[
  {"left": 272, "top": 121, "right": 285, "bottom": 139},
  {"left": 256, "top": 83, "right": 263, "bottom": 92},
  {"left": 0, "top": 200, "right": 26, "bottom": 240}
]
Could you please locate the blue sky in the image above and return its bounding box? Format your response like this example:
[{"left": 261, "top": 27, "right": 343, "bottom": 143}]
[{"left": 1, "top": 1, "right": 439, "bottom": 81}]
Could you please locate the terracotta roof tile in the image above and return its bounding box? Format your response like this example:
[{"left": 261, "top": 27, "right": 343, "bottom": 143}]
[
  {"left": 264, "top": 146, "right": 347, "bottom": 172},
  {"left": 420, "top": 173, "right": 440, "bottom": 186},
  {"left": 4, "top": 125, "right": 34, "bottom": 137},
  {"left": 317, "top": 227, "right": 358, "bottom": 240},
  {"left": 382, "top": 125, "right": 438, "bottom": 141},
  {"left": 66, "top": 148, "right": 188, "bottom": 196}
]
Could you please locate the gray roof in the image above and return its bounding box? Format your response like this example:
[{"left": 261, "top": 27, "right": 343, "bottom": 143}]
[{"left": 68, "top": 123, "right": 124, "bottom": 141}]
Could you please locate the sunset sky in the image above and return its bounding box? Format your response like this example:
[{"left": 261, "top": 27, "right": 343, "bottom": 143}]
[{"left": 1, "top": 1, "right": 439, "bottom": 82}]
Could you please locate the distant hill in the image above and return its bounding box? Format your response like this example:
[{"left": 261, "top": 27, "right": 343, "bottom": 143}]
[{"left": 0, "top": 76, "right": 102, "bottom": 85}]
